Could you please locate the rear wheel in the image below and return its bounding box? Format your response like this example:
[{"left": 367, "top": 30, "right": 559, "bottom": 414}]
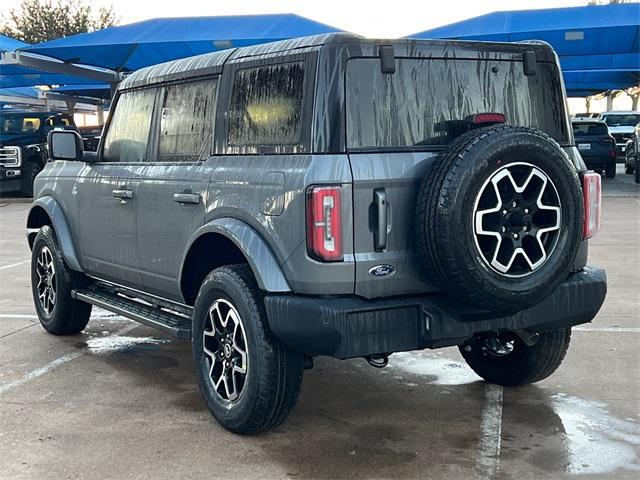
[
  {"left": 459, "top": 328, "right": 571, "bottom": 386},
  {"left": 192, "top": 264, "right": 304, "bottom": 434},
  {"left": 31, "top": 225, "right": 91, "bottom": 335}
]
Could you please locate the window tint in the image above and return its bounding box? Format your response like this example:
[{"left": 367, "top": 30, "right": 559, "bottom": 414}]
[
  {"left": 103, "top": 88, "right": 156, "bottom": 163},
  {"left": 572, "top": 122, "right": 608, "bottom": 136},
  {"left": 346, "top": 58, "right": 569, "bottom": 149},
  {"left": 601, "top": 114, "right": 640, "bottom": 128},
  {"left": 0, "top": 114, "right": 41, "bottom": 133},
  {"left": 228, "top": 62, "right": 305, "bottom": 148},
  {"left": 158, "top": 78, "right": 217, "bottom": 162}
]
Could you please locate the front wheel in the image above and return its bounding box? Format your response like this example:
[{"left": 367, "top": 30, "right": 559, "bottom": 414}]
[
  {"left": 31, "top": 225, "right": 92, "bottom": 335},
  {"left": 21, "top": 161, "right": 42, "bottom": 197},
  {"left": 192, "top": 264, "right": 304, "bottom": 434},
  {"left": 459, "top": 328, "right": 571, "bottom": 386}
]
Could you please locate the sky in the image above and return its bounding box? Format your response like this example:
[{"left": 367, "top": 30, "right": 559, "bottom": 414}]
[{"left": 4, "top": 0, "right": 591, "bottom": 38}]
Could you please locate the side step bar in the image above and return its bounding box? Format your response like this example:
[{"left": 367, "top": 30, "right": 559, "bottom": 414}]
[{"left": 72, "top": 285, "right": 192, "bottom": 340}]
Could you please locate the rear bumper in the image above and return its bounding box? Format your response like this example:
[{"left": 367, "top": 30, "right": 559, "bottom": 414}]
[
  {"left": 265, "top": 267, "right": 607, "bottom": 359},
  {"left": 581, "top": 155, "right": 614, "bottom": 169}
]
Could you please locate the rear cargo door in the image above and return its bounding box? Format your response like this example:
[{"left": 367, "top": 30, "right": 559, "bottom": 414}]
[{"left": 345, "top": 55, "right": 569, "bottom": 298}]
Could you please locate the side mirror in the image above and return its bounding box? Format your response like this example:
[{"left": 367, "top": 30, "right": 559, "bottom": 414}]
[{"left": 47, "top": 129, "right": 83, "bottom": 161}]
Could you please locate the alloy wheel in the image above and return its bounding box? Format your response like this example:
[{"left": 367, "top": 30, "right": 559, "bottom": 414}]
[
  {"left": 35, "top": 246, "right": 56, "bottom": 315},
  {"left": 473, "top": 162, "right": 562, "bottom": 277},
  {"left": 202, "top": 299, "right": 249, "bottom": 402}
]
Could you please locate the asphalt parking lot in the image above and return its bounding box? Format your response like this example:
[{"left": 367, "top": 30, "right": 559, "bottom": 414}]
[{"left": 0, "top": 166, "right": 638, "bottom": 480}]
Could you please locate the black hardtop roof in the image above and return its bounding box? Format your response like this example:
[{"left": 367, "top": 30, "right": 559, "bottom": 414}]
[{"left": 119, "top": 32, "right": 557, "bottom": 90}]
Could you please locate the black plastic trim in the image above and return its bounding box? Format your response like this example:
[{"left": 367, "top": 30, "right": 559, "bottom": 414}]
[{"left": 265, "top": 267, "right": 606, "bottom": 359}]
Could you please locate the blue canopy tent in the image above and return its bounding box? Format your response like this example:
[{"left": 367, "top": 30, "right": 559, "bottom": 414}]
[
  {"left": 0, "top": 34, "right": 105, "bottom": 89},
  {"left": 18, "top": 14, "right": 341, "bottom": 72},
  {"left": 409, "top": 3, "right": 640, "bottom": 96}
]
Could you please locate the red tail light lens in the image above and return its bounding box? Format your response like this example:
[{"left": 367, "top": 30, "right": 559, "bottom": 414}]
[
  {"left": 582, "top": 172, "right": 602, "bottom": 239},
  {"left": 469, "top": 113, "right": 506, "bottom": 124},
  {"left": 306, "top": 186, "right": 343, "bottom": 261}
]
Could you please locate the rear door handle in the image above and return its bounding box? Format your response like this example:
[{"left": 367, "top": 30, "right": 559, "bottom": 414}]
[
  {"left": 112, "top": 189, "right": 133, "bottom": 200},
  {"left": 173, "top": 193, "right": 201, "bottom": 205},
  {"left": 374, "top": 189, "right": 388, "bottom": 251}
]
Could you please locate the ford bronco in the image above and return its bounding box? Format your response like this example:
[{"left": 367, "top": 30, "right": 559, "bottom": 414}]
[
  {"left": 0, "top": 111, "right": 76, "bottom": 196},
  {"left": 28, "top": 34, "right": 607, "bottom": 434}
]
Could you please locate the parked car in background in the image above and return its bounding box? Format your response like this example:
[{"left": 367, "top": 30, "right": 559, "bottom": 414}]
[
  {"left": 623, "top": 123, "right": 639, "bottom": 176},
  {"left": 0, "top": 111, "right": 77, "bottom": 196},
  {"left": 572, "top": 113, "right": 599, "bottom": 119},
  {"left": 78, "top": 125, "right": 103, "bottom": 152},
  {"left": 598, "top": 111, "right": 640, "bottom": 160},
  {"left": 28, "top": 34, "right": 606, "bottom": 434},
  {"left": 571, "top": 119, "right": 617, "bottom": 178}
]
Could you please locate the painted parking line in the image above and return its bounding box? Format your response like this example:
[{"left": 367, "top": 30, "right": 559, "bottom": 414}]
[
  {"left": 573, "top": 326, "right": 640, "bottom": 333},
  {"left": 0, "top": 260, "right": 29, "bottom": 271},
  {"left": 475, "top": 383, "right": 504, "bottom": 478},
  {"left": 0, "top": 322, "right": 138, "bottom": 396}
]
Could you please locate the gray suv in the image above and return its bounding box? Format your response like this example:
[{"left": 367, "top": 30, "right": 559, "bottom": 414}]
[{"left": 28, "top": 34, "right": 607, "bottom": 434}]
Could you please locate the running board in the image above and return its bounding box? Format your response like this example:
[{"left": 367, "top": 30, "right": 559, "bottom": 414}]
[{"left": 72, "top": 286, "right": 192, "bottom": 340}]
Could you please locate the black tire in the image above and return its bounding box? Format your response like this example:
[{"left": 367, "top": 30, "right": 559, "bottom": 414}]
[
  {"left": 192, "top": 264, "right": 304, "bottom": 434},
  {"left": 415, "top": 125, "right": 583, "bottom": 311},
  {"left": 459, "top": 328, "right": 571, "bottom": 386},
  {"left": 605, "top": 161, "right": 616, "bottom": 179},
  {"left": 31, "top": 225, "right": 92, "bottom": 335},
  {"left": 635, "top": 156, "right": 640, "bottom": 184},
  {"left": 20, "top": 161, "right": 42, "bottom": 197},
  {"left": 625, "top": 164, "right": 634, "bottom": 175}
]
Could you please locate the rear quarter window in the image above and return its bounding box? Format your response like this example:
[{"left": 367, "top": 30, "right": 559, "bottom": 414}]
[{"left": 227, "top": 62, "right": 305, "bottom": 150}]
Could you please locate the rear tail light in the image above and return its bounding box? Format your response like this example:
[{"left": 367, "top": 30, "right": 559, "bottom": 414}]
[
  {"left": 582, "top": 172, "right": 602, "bottom": 239},
  {"left": 610, "top": 149, "right": 617, "bottom": 158},
  {"left": 468, "top": 113, "right": 506, "bottom": 125},
  {"left": 306, "top": 186, "right": 343, "bottom": 261}
]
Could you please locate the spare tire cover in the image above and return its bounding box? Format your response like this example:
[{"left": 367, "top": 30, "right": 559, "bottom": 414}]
[{"left": 415, "top": 125, "right": 583, "bottom": 311}]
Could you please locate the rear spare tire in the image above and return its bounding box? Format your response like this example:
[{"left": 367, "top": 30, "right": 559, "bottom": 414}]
[{"left": 415, "top": 125, "right": 583, "bottom": 311}]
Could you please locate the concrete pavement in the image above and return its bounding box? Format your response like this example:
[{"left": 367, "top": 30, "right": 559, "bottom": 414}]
[{"left": 1, "top": 166, "right": 638, "bottom": 479}]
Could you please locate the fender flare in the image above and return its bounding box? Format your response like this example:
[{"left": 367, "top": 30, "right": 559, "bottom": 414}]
[
  {"left": 27, "top": 196, "right": 82, "bottom": 272},
  {"left": 181, "top": 218, "right": 291, "bottom": 293}
]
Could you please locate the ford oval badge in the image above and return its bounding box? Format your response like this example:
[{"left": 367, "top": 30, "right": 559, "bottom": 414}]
[{"left": 368, "top": 264, "right": 396, "bottom": 278}]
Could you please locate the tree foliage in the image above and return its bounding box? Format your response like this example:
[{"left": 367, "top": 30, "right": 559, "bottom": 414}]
[
  {"left": 587, "top": 0, "right": 631, "bottom": 5},
  {"left": 0, "top": 0, "right": 118, "bottom": 44}
]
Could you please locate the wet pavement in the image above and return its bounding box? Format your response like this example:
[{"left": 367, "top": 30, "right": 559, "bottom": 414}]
[{"left": 1, "top": 166, "right": 639, "bottom": 479}]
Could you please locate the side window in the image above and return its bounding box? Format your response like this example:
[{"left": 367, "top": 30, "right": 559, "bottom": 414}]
[
  {"left": 103, "top": 88, "right": 156, "bottom": 163},
  {"left": 228, "top": 62, "right": 305, "bottom": 148},
  {"left": 158, "top": 78, "right": 217, "bottom": 162}
]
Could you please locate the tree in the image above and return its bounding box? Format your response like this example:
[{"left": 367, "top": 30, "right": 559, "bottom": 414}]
[
  {"left": 0, "top": 0, "right": 118, "bottom": 44},
  {"left": 587, "top": 0, "right": 631, "bottom": 4}
]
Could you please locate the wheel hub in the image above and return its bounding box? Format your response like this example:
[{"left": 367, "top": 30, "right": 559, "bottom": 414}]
[
  {"left": 473, "top": 162, "right": 562, "bottom": 277},
  {"left": 202, "top": 299, "right": 249, "bottom": 402}
]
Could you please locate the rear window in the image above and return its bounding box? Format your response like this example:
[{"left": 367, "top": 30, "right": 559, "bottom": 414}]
[
  {"left": 601, "top": 114, "right": 640, "bottom": 128},
  {"left": 346, "top": 58, "right": 569, "bottom": 150},
  {"left": 572, "top": 122, "right": 608, "bottom": 136}
]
